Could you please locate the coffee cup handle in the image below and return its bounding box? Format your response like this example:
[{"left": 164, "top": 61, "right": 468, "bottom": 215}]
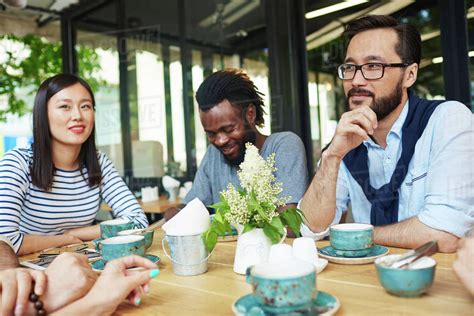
[
  {"left": 245, "top": 266, "right": 253, "bottom": 284},
  {"left": 278, "top": 227, "right": 288, "bottom": 244},
  {"left": 96, "top": 240, "right": 103, "bottom": 252},
  {"left": 161, "top": 238, "right": 214, "bottom": 266}
]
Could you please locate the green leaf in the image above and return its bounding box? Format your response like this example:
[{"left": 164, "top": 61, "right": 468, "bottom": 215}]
[
  {"left": 263, "top": 222, "right": 282, "bottom": 244},
  {"left": 214, "top": 211, "right": 224, "bottom": 223},
  {"left": 280, "top": 208, "right": 304, "bottom": 237},
  {"left": 224, "top": 221, "right": 234, "bottom": 236},
  {"left": 270, "top": 216, "right": 284, "bottom": 233},
  {"left": 210, "top": 199, "right": 228, "bottom": 212},
  {"left": 242, "top": 223, "right": 254, "bottom": 234},
  {"left": 203, "top": 229, "right": 218, "bottom": 252},
  {"left": 0, "top": 33, "right": 104, "bottom": 121},
  {"left": 213, "top": 222, "right": 226, "bottom": 236}
]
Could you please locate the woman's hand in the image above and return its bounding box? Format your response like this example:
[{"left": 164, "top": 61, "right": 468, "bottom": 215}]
[
  {"left": 55, "top": 255, "right": 159, "bottom": 316},
  {"left": 0, "top": 268, "right": 46, "bottom": 316},
  {"left": 62, "top": 232, "right": 83, "bottom": 244},
  {"left": 64, "top": 225, "right": 101, "bottom": 242}
]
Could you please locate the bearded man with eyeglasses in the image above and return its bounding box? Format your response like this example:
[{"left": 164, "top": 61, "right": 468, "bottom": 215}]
[{"left": 299, "top": 15, "right": 473, "bottom": 253}]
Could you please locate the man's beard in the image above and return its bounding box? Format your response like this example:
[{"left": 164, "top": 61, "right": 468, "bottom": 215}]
[
  {"left": 222, "top": 123, "right": 257, "bottom": 166},
  {"left": 347, "top": 79, "right": 403, "bottom": 121}
]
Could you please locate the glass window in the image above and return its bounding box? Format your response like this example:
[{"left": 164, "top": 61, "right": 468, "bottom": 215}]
[
  {"left": 213, "top": 54, "right": 223, "bottom": 71},
  {"left": 191, "top": 50, "right": 207, "bottom": 165},
  {"left": 307, "top": 71, "right": 320, "bottom": 162},
  {"left": 398, "top": 5, "right": 445, "bottom": 99},
  {"left": 134, "top": 44, "right": 166, "bottom": 178},
  {"left": 169, "top": 46, "right": 187, "bottom": 174},
  {"left": 69, "top": 0, "right": 278, "bottom": 182},
  {"left": 243, "top": 56, "right": 271, "bottom": 135},
  {"left": 76, "top": 31, "right": 123, "bottom": 174},
  {"left": 467, "top": 0, "right": 474, "bottom": 107},
  {"left": 0, "top": 15, "right": 60, "bottom": 156}
]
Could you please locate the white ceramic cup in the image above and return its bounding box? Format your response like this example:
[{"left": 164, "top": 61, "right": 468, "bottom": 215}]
[
  {"left": 293, "top": 237, "right": 318, "bottom": 265},
  {"left": 268, "top": 244, "right": 293, "bottom": 263}
]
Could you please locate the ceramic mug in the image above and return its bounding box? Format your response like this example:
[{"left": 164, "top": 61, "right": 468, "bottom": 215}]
[
  {"left": 246, "top": 259, "right": 316, "bottom": 313},
  {"left": 118, "top": 229, "right": 154, "bottom": 249},
  {"left": 97, "top": 235, "right": 146, "bottom": 261},
  {"left": 330, "top": 223, "right": 374, "bottom": 257},
  {"left": 99, "top": 218, "right": 134, "bottom": 238},
  {"left": 375, "top": 255, "right": 437, "bottom": 297},
  {"left": 293, "top": 237, "right": 319, "bottom": 265},
  {"left": 268, "top": 244, "right": 293, "bottom": 263}
]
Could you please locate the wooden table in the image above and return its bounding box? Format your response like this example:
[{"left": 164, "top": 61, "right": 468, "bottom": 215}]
[
  {"left": 101, "top": 196, "right": 181, "bottom": 214},
  {"left": 112, "top": 230, "right": 472, "bottom": 315}
]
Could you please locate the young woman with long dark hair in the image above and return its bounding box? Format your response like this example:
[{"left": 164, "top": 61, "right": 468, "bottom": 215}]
[{"left": 0, "top": 74, "right": 148, "bottom": 255}]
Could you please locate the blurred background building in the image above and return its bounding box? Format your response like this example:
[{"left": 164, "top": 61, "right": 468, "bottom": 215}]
[{"left": 0, "top": 0, "right": 472, "bottom": 192}]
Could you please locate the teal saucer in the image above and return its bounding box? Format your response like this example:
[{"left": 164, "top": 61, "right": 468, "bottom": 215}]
[
  {"left": 91, "top": 254, "right": 160, "bottom": 272},
  {"left": 319, "top": 244, "right": 389, "bottom": 265},
  {"left": 232, "top": 291, "right": 340, "bottom": 316}
]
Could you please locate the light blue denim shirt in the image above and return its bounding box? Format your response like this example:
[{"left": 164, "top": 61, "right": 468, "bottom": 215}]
[{"left": 302, "top": 99, "right": 473, "bottom": 238}]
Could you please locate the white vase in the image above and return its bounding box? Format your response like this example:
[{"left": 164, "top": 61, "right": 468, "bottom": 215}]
[{"left": 233, "top": 227, "right": 272, "bottom": 274}]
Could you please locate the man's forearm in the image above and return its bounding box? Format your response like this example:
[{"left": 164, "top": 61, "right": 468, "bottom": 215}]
[
  {"left": 0, "top": 241, "right": 19, "bottom": 270},
  {"left": 300, "top": 151, "right": 342, "bottom": 232},
  {"left": 374, "top": 217, "right": 459, "bottom": 253}
]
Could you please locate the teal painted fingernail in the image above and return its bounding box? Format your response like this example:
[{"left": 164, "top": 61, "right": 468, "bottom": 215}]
[
  {"left": 149, "top": 269, "right": 160, "bottom": 278},
  {"left": 135, "top": 297, "right": 141, "bottom": 306}
]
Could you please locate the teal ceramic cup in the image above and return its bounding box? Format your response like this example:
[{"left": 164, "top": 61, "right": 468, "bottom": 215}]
[
  {"left": 330, "top": 223, "right": 374, "bottom": 257},
  {"left": 246, "top": 259, "right": 316, "bottom": 313},
  {"left": 375, "top": 255, "right": 437, "bottom": 297},
  {"left": 99, "top": 218, "right": 134, "bottom": 238},
  {"left": 118, "top": 229, "right": 154, "bottom": 249},
  {"left": 97, "top": 235, "right": 146, "bottom": 261}
]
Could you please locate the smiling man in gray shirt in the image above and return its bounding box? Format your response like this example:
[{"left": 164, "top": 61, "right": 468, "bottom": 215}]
[{"left": 165, "top": 69, "right": 308, "bottom": 218}]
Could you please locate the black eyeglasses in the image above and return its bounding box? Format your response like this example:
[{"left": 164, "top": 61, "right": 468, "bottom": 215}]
[{"left": 337, "top": 63, "right": 409, "bottom": 80}]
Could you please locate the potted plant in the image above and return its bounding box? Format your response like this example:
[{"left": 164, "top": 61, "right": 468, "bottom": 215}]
[{"left": 203, "top": 143, "right": 304, "bottom": 274}]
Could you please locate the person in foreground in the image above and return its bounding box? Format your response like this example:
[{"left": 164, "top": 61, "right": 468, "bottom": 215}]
[
  {"left": 300, "top": 15, "right": 473, "bottom": 252},
  {"left": 0, "top": 240, "right": 159, "bottom": 315},
  {"left": 165, "top": 69, "right": 308, "bottom": 218},
  {"left": 54, "top": 255, "right": 159, "bottom": 315},
  {"left": 0, "top": 74, "right": 148, "bottom": 255},
  {"left": 0, "top": 239, "right": 97, "bottom": 315},
  {"left": 453, "top": 235, "right": 474, "bottom": 297}
]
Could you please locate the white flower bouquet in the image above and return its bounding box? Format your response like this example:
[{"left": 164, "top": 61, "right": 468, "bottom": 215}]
[{"left": 203, "top": 143, "right": 304, "bottom": 252}]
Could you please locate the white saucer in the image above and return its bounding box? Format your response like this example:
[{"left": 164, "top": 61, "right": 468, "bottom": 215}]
[{"left": 315, "top": 258, "right": 329, "bottom": 273}]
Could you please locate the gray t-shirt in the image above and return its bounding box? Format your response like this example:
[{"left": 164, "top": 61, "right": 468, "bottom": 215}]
[{"left": 183, "top": 132, "right": 309, "bottom": 206}]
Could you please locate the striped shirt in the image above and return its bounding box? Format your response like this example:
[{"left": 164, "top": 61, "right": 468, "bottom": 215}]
[{"left": 0, "top": 147, "right": 148, "bottom": 253}]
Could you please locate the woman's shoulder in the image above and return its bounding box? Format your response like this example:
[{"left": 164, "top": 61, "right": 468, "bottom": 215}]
[
  {"left": 96, "top": 151, "right": 121, "bottom": 173},
  {"left": 0, "top": 147, "right": 32, "bottom": 178},
  {"left": 96, "top": 150, "right": 112, "bottom": 166},
  {"left": 1, "top": 147, "right": 33, "bottom": 165}
]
